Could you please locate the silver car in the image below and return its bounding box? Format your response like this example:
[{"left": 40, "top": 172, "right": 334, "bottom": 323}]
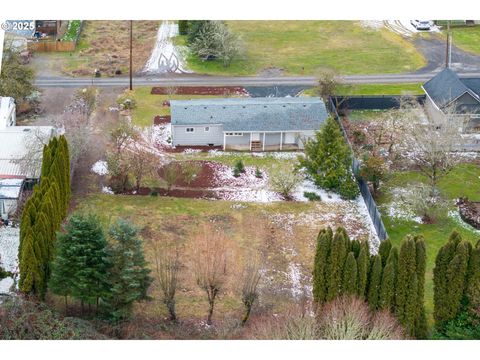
[{"left": 411, "top": 20, "right": 434, "bottom": 30}]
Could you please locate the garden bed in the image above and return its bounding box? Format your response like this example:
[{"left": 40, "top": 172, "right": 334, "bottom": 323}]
[
  {"left": 151, "top": 86, "right": 248, "bottom": 96},
  {"left": 457, "top": 197, "right": 480, "bottom": 229}
]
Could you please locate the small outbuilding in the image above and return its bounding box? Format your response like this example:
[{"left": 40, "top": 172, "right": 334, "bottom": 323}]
[{"left": 170, "top": 97, "right": 328, "bottom": 151}]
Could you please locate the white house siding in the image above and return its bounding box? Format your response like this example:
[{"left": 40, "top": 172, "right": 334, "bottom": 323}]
[
  {"left": 172, "top": 124, "right": 224, "bottom": 146},
  {"left": 225, "top": 133, "right": 251, "bottom": 147}
]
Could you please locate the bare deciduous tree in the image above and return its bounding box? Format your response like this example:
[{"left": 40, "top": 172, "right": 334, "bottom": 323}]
[
  {"left": 241, "top": 253, "right": 262, "bottom": 325},
  {"left": 129, "top": 145, "right": 159, "bottom": 191},
  {"left": 151, "top": 239, "right": 180, "bottom": 322},
  {"left": 400, "top": 102, "right": 467, "bottom": 196},
  {"left": 13, "top": 128, "right": 51, "bottom": 178},
  {"left": 193, "top": 224, "right": 228, "bottom": 325}
]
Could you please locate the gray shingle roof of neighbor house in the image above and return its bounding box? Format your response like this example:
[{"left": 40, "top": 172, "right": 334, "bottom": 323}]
[
  {"left": 170, "top": 97, "right": 329, "bottom": 132},
  {"left": 423, "top": 68, "right": 480, "bottom": 108}
]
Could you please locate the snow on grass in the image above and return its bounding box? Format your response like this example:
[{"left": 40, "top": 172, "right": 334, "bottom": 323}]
[
  {"left": 183, "top": 148, "right": 202, "bottom": 155},
  {"left": 102, "top": 186, "right": 114, "bottom": 194},
  {"left": 292, "top": 178, "right": 342, "bottom": 203},
  {"left": 448, "top": 210, "right": 480, "bottom": 234},
  {"left": 206, "top": 150, "right": 304, "bottom": 160},
  {"left": 380, "top": 187, "right": 423, "bottom": 224},
  {"left": 360, "top": 20, "right": 384, "bottom": 30},
  {"left": 91, "top": 160, "right": 108, "bottom": 176},
  {"left": 0, "top": 226, "right": 20, "bottom": 294}
]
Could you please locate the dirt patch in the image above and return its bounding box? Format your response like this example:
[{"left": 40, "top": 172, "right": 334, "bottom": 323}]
[
  {"left": 158, "top": 161, "right": 218, "bottom": 188},
  {"left": 165, "top": 145, "right": 222, "bottom": 153},
  {"left": 153, "top": 115, "right": 171, "bottom": 125},
  {"left": 151, "top": 86, "right": 248, "bottom": 96}
]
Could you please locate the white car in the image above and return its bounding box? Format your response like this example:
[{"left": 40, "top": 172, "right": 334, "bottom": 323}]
[{"left": 410, "top": 20, "right": 434, "bottom": 30}]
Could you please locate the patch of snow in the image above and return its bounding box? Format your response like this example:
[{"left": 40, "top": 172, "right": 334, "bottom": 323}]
[
  {"left": 384, "top": 20, "right": 440, "bottom": 38},
  {"left": 91, "top": 160, "right": 108, "bottom": 176},
  {"left": 360, "top": 20, "right": 384, "bottom": 30},
  {"left": 183, "top": 148, "right": 202, "bottom": 155},
  {"left": 102, "top": 186, "right": 114, "bottom": 194},
  {"left": 148, "top": 123, "right": 172, "bottom": 150},
  {"left": 0, "top": 226, "right": 20, "bottom": 295},
  {"left": 380, "top": 187, "right": 423, "bottom": 224},
  {"left": 143, "top": 21, "right": 190, "bottom": 74},
  {"left": 448, "top": 210, "right": 480, "bottom": 234},
  {"left": 291, "top": 178, "right": 342, "bottom": 203}
]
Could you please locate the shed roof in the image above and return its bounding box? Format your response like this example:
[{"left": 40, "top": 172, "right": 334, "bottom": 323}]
[
  {"left": 423, "top": 68, "right": 480, "bottom": 108},
  {"left": 0, "top": 126, "right": 55, "bottom": 178},
  {"left": 170, "top": 97, "right": 328, "bottom": 132}
]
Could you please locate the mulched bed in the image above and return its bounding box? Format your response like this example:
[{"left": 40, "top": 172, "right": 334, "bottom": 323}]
[
  {"left": 157, "top": 160, "right": 220, "bottom": 188},
  {"left": 151, "top": 86, "right": 248, "bottom": 96},
  {"left": 165, "top": 145, "right": 222, "bottom": 153},
  {"left": 153, "top": 115, "right": 171, "bottom": 125},
  {"left": 123, "top": 186, "right": 217, "bottom": 199},
  {"left": 458, "top": 197, "right": 480, "bottom": 229}
]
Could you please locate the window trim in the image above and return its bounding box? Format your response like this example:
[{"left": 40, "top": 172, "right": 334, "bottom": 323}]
[
  {"left": 185, "top": 127, "right": 195, "bottom": 133},
  {"left": 204, "top": 126, "right": 210, "bottom": 132},
  {"left": 225, "top": 132, "right": 244, "bottom": 136}
]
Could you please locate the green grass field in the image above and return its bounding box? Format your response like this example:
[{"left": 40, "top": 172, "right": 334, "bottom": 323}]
[
  {"left": 126, "top": 87, "right": 222, "bottom": 127},
  {"left": 302, "top": 83, "right": 424, "bottom": 97},
  {"left": 182, "top": 21, "right": 426, "bottom": 76},
  {"left": 377, "top": 163, "right": 480, "bottom": 322},
  {"left": 450, "top": 26, "right": 480, "bottom": 55}
]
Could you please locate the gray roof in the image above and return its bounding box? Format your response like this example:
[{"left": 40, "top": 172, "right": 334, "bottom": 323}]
[
  {"left": 170, "top": 97, "right": 328, "bottom": 132},
  {"left": 423, "top": 68, "right": 480, "bottom": 108}
]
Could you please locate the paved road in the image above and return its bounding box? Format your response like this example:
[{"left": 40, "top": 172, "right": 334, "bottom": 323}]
[{"left": 34, "top": 70, "right": 480, "bottom": 88}]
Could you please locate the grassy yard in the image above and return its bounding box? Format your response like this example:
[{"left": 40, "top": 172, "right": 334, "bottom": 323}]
[
  {"left": 302, "top": 83, "right": 424, "bottom": 97},
  {"left": 74, "top": 194, "right": 364, "bottom": 327},
  {"left": 377, "top": 163, "right": 480, "bottom": 323},
  {"left": 126, "top": 87, "right": 223, "bottom": 127},
  {"left": 182, "top": 21, "right": 425, "bottom": 76},
  {"left": 450, "top": 26, "right": 480, "bottom": 55}
]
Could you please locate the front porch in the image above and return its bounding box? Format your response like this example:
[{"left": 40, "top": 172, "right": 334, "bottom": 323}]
[{"left": 223, "top": 131, "right": 302, "bottom": 152}]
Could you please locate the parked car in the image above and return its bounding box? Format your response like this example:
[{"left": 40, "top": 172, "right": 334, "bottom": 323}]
[{"left": 410, "top": 20, "right": 434, "bottom": 30}]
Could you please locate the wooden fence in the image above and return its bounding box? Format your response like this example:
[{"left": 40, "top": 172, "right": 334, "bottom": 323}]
[{"left": 28, "top": 40, "right": 76, "bottom": 52}]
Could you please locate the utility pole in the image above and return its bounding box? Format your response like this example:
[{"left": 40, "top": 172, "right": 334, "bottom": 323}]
[
  {"left": 129, "top": 20, "right": 133, "bottom": 90},
  {"left": 445, "top": 20, "right": 452, "bottom": 68}
]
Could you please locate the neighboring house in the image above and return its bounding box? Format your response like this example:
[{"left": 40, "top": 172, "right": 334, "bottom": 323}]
[
  {"left": 0, "top": 97, "right": 16, "bottom": 129},
  {"left": 0, "top": 100, "right": 56, "bottom": 220},
  {"left": 422, "top": 68, "right": 480, "bottom": 131},
  {"left": 170, "top": 97, "right": 328, "bottom": 151}
]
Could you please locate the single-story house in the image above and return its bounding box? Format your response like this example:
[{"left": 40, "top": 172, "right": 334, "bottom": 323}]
[
  {"left": 0, "top": 97, "right": 16, "bottom": 129},
  {"left": 422, "top": 68, "right": 480, "bottom": 130},
  {"left": 170, "top": 97, "right": 328, "bottom": 151}
]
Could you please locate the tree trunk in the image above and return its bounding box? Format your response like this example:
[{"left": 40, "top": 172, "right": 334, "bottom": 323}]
[{"left": 241, "top": 305, "right": 252, "bottom": 326}]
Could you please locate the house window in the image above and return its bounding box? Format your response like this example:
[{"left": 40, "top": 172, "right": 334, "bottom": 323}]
[
  {"left": 225, "top": 132, "right": 243, "bottom": 136},
  {"left": 204, "top": 127, "right": 210, "bottom": 132},
  {"left": 186, "top": 128, "right": 194, "bottom": 133}
]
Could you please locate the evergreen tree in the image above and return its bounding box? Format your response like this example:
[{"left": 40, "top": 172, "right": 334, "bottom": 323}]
[
  {"left": 326, "top": 227, "right": 348, "bottom": 301},
  {"left": 106, "top": 219, "right": 152, "bottom": 321},
  {"left": 466, "top": 241, "right": 480, "bottom": 311},
  {"left": 356, "top": 241, "right": 369, "bottom": 298},
  {"left": 65, "top": 214, "right": 112, "bottom": 310},
  {"left": 313, "top": 228, "right": 332, "bottom": 304},
  {"left": 342, "top": 252, "right": 358, "bottom": 295},
  {"left": 41, "top": 144, "right": 52, "bottom": 178},
  {"left": 378, "top": 239, "right": 392, "bottom": 268},
  {"left": 18, "top": 233, "right": 45, "bottom": 297},
  {"left": 367, "top": 254, "right": 382, "bottom": 310},
  {"left": 414, "top": 236, "right": 428, "bottom": 339},
  {"left": 396, "top": 236, "right": 418, "bottom": 337},
  {"left": 379, "top": 247, "right": 398, "bottom": 311},
  {"left": 298, "top": 116, "right": 359, "bottom": 200}
]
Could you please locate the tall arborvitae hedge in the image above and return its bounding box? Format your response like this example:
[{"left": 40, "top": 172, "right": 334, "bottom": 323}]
[
  {"left": 433, "top": 232, "right": 480, "bottom": 331},
  {"left": 312, "top": 231, "right": 426, "bottom": 338},
  {"left": 18, "top": 135, "right": 71, "bottom": 298}
]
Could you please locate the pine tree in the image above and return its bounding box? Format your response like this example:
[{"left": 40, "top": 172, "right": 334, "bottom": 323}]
[
  {"left": 64, "top": 214, "right": 112, "bottom": 311},
  {"left": 313, "top": 228, "right": 332, "bottom": 304},
  {"left": 367, "top": 254, "right": 382, "bottom": 310},
  {"left": 342, "top": 252, "right": 358, "bottom": 295},
  {"left": 326, "top": 227, "right": 348, "bottom": 301},
  {"left": 298, "top": 116, "right": 359, "bottom": 199},
  {"left": 106, "top": 219, "right": 153, "bottom": 321},
  {"left": 41, "top": 144, "right": 52, "bottom": 178},
  {"left": 356, "top": 241, "right": 369, "bottom": 298},
  {"left": 379, "top": 247, "right": 398, "bottom": 311}
]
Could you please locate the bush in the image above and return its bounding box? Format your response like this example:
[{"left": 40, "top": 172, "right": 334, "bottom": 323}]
[
  {"left": 181, "top": 162, "right": 202, "bottom": 185},
  {"left": 303, "top": 191, "right": 321, "bottom": 201},
  {"left": 149, "top": 190, "right": 159, "bottom": 197},
  {"left": 269, "top": 164, "right": 303, "bottom": 198},
  {"left": 431, "top": 311, "right": 480, "bottom": 340},
  {"left": 233, "top": 167, "right": 241, "bottom": 178},
  {"left": 116, "top": 91, "right": 137, "bottom": 110},
  {"left": 255, "top": 167, "right": 263, "bottom": 179},
  {"left": 352, "top": 130, "right": 367, "bottom": 145},
  {"left": 234, "top": 159, "right": 245, "bottom": 174},
  {"left": 178, "top": 20, "right": 189, "bottom": 35}
]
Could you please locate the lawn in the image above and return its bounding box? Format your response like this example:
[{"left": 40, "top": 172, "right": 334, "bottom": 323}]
[
  {"left": 302, "top": 83, "right": 424, "bottom": 97},
  {"left": 74, "top": 194, "right": 366, "bottom": 327},
  {"left": 450, "top": 26, "right": 480, "bottom": 55},
  {"left": 376, "top": 163, "right": 480, "bottom": 323},
  {"left": 182, "top": 21, "right": 425, "bottom": 76},
  {"left": 126, "top": 87, "right": 222, "bottom": 127}
]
